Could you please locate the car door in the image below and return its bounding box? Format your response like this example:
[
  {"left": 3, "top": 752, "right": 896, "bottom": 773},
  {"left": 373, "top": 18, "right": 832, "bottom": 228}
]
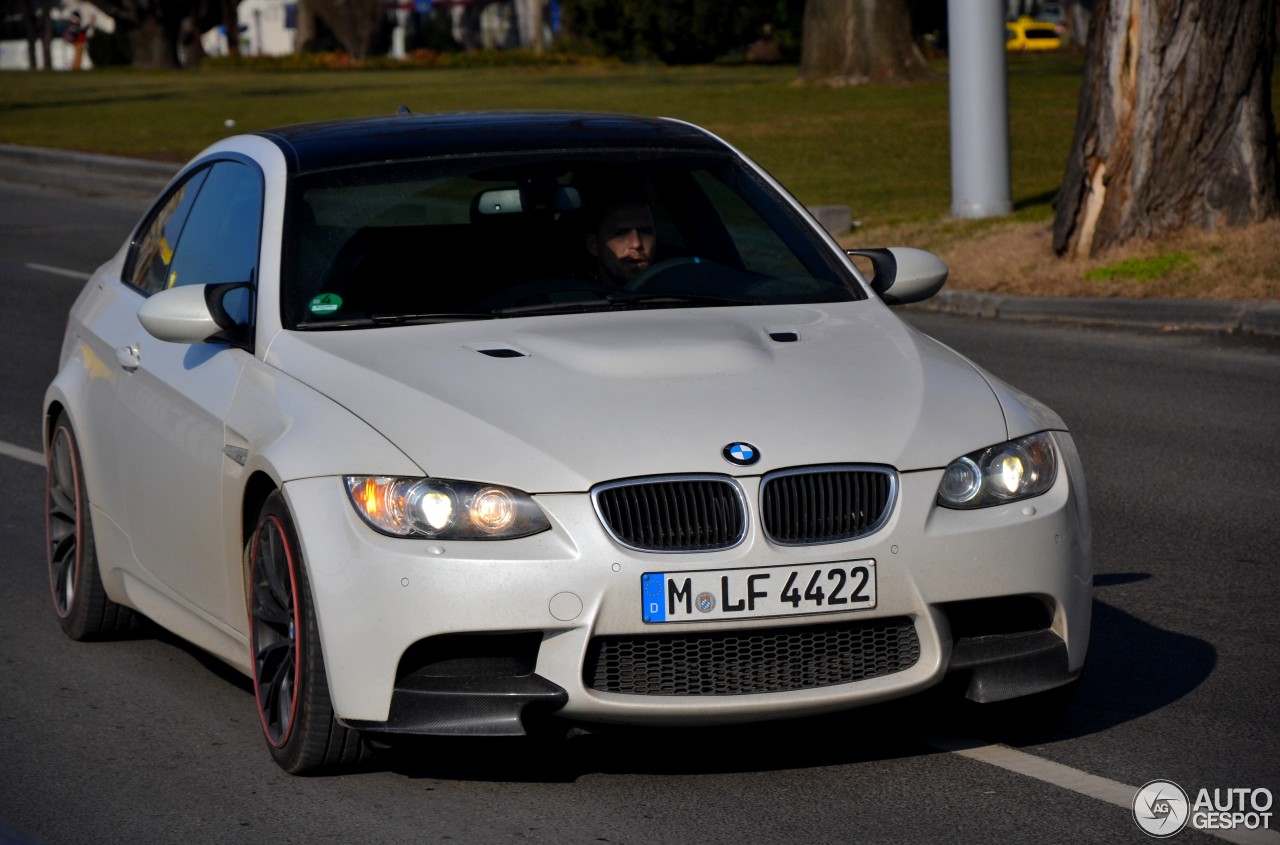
[
  {"left": 70, "top": 168, "right": 209, "bottom": 561},
  {"left": 109, "top": 158, "right": 263, "bottom": 627}
]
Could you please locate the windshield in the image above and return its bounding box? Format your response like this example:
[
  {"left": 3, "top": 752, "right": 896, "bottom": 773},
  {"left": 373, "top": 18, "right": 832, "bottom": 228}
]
[{"left": 281, "top": 151, "right": 863, "bottom": 329}]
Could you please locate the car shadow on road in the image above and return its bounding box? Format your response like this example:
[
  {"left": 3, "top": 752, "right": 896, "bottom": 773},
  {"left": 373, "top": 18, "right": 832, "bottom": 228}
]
[
  {"left": 380, "top": 715, "right": 936, "bottom": 784},
  {"left": 128, "top": 572, "right": 1216, "bottom": 783},
  {"left": 149, "top": 624, "right": 255, "bottom": 695},
  {"left": 966, "top": 578, "right": 1217, "bottom": 750},
  {"left": 379, "top": 583, "right": 1217, "bottom": 783}
]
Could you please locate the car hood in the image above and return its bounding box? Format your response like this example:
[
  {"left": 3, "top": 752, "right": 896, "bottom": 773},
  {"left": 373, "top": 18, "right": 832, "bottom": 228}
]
[{"left": 264, "top": 303, "right": 1009, "bottom": 493}]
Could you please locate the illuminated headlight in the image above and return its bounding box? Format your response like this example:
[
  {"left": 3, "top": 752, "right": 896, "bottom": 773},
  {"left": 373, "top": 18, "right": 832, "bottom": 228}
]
[
  {"left": 343, "top": 476, "right": 551, "bottom": 539},
  {"left": 936, "top": 432, "right": 1057, "bottom": 509}
]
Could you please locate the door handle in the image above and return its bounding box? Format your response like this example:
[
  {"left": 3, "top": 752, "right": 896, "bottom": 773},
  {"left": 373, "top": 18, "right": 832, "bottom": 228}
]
[{"left": 115, "top": 345, "right": 140, "bottom": 372}]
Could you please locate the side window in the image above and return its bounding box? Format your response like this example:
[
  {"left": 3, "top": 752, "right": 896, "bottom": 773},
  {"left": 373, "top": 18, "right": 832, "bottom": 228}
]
[
  {"left": 129, "top": 168, "right": 209, "bottom": 294},
  {"left": 166, "top": 161, "right": 264, "bottom": 325},
  {"left": 167, "top": 161, "right": 263, "bottom": 289}
]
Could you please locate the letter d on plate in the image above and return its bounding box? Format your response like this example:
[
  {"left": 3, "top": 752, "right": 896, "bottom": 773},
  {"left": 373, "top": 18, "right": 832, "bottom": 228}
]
[{"left": 641, "top": 573, "right": 666, "bottom": 622}]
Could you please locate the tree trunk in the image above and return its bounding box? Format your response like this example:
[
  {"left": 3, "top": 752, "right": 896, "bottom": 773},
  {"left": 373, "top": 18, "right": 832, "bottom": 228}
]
[
  {"left": 457, "top": 0, "right": 485, "bottom": 50},
  {"left": 23, "top": 0, "right": 38, "bottom": 69},
  {"left": 295, "top": 0, "right": 316, "bottom": 51},
  {"left": 1053, "top": 0, "right": 1280, "bottom": 258},
  {"left": 179, "top": 11, "right": 206, "bottom": 65},
  {"left": 799, "top": 0, "right": 927, "bottom": 85},
  {"left": 130, "top": 14, "right": 181, "bottom": 67},
  {"left": 39, "top": 0, "right": 53, "bottom": 69},
  {"left": 221, "top": 0, "right": 241, "bottom": 56},
  {"left": 527, "top": 0, "right": 546, "bottom": 52},
  {"left": 1064, "top": 0, "right": 1091, "bottom": 49},
  {"left": 307, "top": 0, "right": 383, "bottom": 58}
]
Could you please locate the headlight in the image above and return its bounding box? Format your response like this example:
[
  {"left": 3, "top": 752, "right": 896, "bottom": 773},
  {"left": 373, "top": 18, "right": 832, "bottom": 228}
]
[
  {"left": 344, "top": 476, "right": 551, "bottom": 539},
  {"left": 936, "top": 432, "right": 1057, "bottom": 509}
]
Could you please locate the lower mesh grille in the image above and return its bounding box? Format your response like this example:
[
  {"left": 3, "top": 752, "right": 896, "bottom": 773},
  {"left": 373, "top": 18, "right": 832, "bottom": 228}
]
[{"left": 584, "top": 617, "right": 919, "bottom": 696}]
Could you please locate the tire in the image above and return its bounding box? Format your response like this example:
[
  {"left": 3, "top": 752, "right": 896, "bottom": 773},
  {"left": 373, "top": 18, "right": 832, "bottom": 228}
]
[
  {"left": 247, "top": 491, "right": 372, "bottom": 774},
  {"left": 45, "top": 413, "right": 138, "bottom": 640}
]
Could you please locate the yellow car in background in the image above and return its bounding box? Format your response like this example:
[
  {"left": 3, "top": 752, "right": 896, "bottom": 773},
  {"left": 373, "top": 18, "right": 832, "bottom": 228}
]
[{"left": 1006, "top": 16, "right": 1062, "bottom": 51}]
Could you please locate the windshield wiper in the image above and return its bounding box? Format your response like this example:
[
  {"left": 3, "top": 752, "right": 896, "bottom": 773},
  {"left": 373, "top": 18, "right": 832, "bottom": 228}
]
[
  {"left": 490, "top": 292, "right": 761, "bottom": 317},
  {"left": 606, "top": 292, "right": 763, "bottom": 308},
  {"left": 369, "top": 312, "right": 496, "bottom": 325},
  {"left": 299, "top": 295, "right": 764, "bottom": 328},
  {"left": 296, "top": 312, "right": 496, "bottom": 329},
  {"left": 489, "top": 300, "right": 614, "bottom": 317},
  {"left": 295, "top": 317, "right": 377, "bottom": 330}
]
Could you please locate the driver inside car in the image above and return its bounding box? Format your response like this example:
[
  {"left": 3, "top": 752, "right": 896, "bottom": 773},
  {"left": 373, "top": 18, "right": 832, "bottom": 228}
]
[{"left": 585, "top": 197, "right": 657, "bottom": 288}]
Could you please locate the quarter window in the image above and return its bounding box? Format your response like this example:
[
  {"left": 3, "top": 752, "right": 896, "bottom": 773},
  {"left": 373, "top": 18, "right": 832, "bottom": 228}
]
[{"left": 129, "top": 168, "right": 208, "bottom": 294}]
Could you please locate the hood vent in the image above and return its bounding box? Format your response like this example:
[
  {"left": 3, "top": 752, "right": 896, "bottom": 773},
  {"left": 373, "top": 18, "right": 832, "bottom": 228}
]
[
  {"left": 477, "top": 348, "right": 527, "bottom": 358},
  {"left": 768, "top": 331, "right": 799, "bottom": 343}
]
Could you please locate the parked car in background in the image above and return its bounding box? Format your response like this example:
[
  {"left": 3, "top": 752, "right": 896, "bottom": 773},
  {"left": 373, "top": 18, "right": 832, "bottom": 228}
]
[{"left": 1006, "top": 16, "right": 1063, "bottom": 50}]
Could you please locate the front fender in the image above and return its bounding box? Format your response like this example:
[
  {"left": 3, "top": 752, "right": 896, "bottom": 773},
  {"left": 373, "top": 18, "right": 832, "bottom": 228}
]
[
  {"left": 228, "top": 357, "right": 423, "bottom": 487},
  {"left": 220, "top": 357, "right": 425, "bottom": 646}
]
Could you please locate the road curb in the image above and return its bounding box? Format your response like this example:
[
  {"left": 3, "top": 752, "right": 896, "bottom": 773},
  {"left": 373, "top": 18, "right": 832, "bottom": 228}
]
[
  {"left": 1, "top": 143, "right": 1276, "bottom": 338},
  {"left": 906, "top": 292, "right": 1280, "bottom": 337},
  {"left": 0, "top": 142, "right": 176, "bottom": 199}
]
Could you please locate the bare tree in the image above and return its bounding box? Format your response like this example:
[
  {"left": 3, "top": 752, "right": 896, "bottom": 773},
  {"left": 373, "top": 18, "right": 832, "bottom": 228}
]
[
  {"left": 1062, "top": 0, "right": 1092, "bottom": 49},
  {"left": 39, "top": 0, "right": 53, "bottom": 68},
  {"left": 220, "top": 0, "right": 240, "bottom": 56},
  {"left": 93, "top": 0, "right": 192, "bottom": 68},
  {"left": 295, "top": 0, "right": 317, "bottom": 52},
  {"left": 799, "top": 0, "right": 927, "bottom": 85},
  {"left": 20, "top": 0, "right": 39, "bottom": 68},
  {"left": 455, "top": 0, "right": 508, "bottom": 51},
  {"left": 306, "top": 0, "right": 384, "bottom": 58},
  {"left": 1053, "top": 0, "right": 1279, "bottom": 258},
  {"left": 520, "top": 0, "right": 546, "bottom": 52}
]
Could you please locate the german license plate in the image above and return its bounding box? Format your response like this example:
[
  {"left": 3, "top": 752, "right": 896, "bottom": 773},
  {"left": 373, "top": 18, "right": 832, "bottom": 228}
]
[{"left": 641, "top": 561, "right": 876, "bottom": 623}]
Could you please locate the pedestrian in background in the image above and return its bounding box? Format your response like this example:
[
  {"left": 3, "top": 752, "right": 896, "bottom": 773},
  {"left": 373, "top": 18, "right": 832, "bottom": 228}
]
[{"left": 64, "top": 12, "right": 91, "bottom": 71}]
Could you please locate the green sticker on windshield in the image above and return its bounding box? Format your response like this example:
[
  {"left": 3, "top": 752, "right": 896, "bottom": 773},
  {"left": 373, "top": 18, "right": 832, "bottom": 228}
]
[{"left": 309, "top": 293, "right": 343, "bottom": 314}]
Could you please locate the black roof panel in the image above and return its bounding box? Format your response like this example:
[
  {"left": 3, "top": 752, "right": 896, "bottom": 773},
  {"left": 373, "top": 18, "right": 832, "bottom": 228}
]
[{"left": 256, "top": 112, "right": 728, "bottom": 173}]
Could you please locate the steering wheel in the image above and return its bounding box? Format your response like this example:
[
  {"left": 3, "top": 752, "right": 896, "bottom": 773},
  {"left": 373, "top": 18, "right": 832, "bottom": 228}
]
[{"left": 624, "top": 256, "right": 702, "bottom": 291}]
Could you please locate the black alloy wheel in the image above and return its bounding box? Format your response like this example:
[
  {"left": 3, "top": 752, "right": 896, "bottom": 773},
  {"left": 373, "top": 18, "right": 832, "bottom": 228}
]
[
  {"left": 45, "top": 413, "right": 136, "bottom": 639},
  {"left": 248, "top": 491, "right": 371, "bottom": 774},
  {"left": 249, "top": 510, "right": 301, "bottom": 749}
]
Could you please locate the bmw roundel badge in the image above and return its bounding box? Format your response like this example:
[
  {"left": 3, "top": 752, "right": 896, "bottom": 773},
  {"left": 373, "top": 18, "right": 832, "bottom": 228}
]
[{"left": 723, "top": 442, "right": 760, "bottom": 466}]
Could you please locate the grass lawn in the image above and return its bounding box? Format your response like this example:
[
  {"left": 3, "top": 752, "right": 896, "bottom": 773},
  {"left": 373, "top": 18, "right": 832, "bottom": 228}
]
[
  {"left": 0, "top": 55, "right": 1083, "bottom": 225},
  {"left": 2, "top": 53, "right": 1276, "bottom": 299}
]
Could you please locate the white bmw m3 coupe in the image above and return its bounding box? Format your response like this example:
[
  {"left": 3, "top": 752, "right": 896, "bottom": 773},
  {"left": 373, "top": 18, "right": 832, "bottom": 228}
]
[{"left": 44, "top": 112, "right": 1091, "bottom": 773}]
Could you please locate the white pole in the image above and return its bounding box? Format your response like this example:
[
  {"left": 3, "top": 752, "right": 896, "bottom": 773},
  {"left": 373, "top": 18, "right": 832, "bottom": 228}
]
[
  {"left": 948, "top": 0, "right": 1013, "bottom": 218},
  {"left": 391, "top": 6, "right": 407, "bottom": 59}
]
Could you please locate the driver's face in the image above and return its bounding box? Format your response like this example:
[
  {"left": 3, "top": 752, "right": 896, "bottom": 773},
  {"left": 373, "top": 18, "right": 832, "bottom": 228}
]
[{"left": 588, "top": 202, "right": 656, "bottom": 287}]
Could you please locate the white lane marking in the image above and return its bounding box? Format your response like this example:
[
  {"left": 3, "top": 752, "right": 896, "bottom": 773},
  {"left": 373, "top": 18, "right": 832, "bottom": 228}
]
[
  {"left": 0, "top": 440, "right": 44, "bottom": 467},
  {"left": 26, "top": 263, "right": 91, "bottom": 280},
  {"left": 927, "top": 736, "right": 1280, "bottom": 845}
]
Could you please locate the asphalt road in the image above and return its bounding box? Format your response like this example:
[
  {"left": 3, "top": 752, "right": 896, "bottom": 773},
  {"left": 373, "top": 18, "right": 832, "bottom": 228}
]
[{"left": 1, "top": 181, "right": 1277, "bottom": 845}]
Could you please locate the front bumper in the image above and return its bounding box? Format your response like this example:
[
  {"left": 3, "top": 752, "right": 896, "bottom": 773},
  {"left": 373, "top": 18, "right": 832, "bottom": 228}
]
[{"left": 284, "top": 432, "right": 1091, "bottom": 732}]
